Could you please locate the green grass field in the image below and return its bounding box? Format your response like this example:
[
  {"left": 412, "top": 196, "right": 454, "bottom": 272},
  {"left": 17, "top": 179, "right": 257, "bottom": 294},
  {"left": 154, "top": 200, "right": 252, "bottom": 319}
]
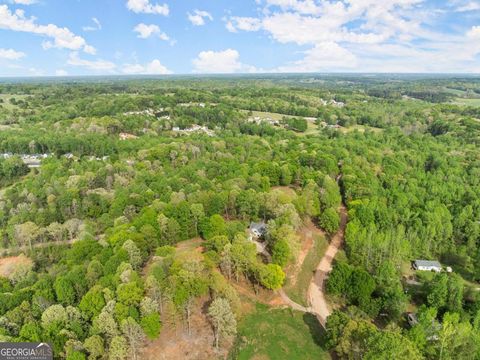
[
  {"left": 443, "top": 87, "right": 469, "bottom": 96},
  {"left": 246, "top": 110, "right": 289, "bottom": 121},
  {"left": 300, "top": 119, "right": 319, "bottom": 136},
  {"left": 452, "top": 98, "right": 480, "bottom": 106},
  {"left": 230, "top": 303, "right": 330, "bottom": 360},
  {"left": 340, "top": 124, "right": 383, "bottom": 134},
  {"left": 242, "top": 110, "right": 320, "bottom": 136},
  {"left": 284, "top": 234, "right": 328, "bottom": 306},
  {"left": 0, "top": 94, "right": 29, "bottom": 110}
]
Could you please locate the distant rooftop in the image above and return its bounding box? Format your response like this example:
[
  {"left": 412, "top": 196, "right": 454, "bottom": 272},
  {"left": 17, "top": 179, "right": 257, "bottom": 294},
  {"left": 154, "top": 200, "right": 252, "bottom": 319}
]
[
  {"left": 250, "top": 222, "right": 267, "bottom": 232},
  {"left": 413, "top": 260, "right": 441, "bottom": 268}
]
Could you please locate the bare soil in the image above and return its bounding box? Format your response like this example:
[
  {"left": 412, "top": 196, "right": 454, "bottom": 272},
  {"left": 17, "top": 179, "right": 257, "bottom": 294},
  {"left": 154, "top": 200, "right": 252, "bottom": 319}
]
[
  {"left": 175, "top": 237, "right": 204, "bottom": 257},
  {"left": 286, "top": 218, "right": 325, "bottom": 287},
  {"left": 141, "top": 298, "right": 231, "bottom": 360},
  {"left": 140, "top": 239, "right": 226, "bottom": 360},
  {"left": 307, "top": 205, "right": 348, "bottom": 326},
  {"left": 231, "top": 278, "right": 282, "bottom": 306},
  {"left": 0, "top": 254, "right": 33, "bottom": 279}
]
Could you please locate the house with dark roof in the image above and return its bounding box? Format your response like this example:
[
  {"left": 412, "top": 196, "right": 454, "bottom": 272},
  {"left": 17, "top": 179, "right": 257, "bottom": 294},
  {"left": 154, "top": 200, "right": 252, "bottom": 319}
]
[
  {"left": 249, "top": 222, "right": 267, "bottom": 239},
  {"left": 406, "top": 312, "right": 418, "bottom": 327}
]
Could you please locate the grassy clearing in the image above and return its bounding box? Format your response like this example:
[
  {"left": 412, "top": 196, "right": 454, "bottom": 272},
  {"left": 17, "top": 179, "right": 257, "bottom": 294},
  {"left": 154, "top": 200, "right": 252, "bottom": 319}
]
[
  {"left": 452, "top": 98, "right": 480, "bottom": 106},
  {"left": 243, "top": 110, "right": 291, "bottom": 121},
  {"left": 443, "top": 87, "right": 469, "bottom": 96},
  {"left": 284, "top": 233, "right": 328, "bottom": 307},
  {"left": 340, "top": 124, "right": 383, "bottom": 134},
  {"left": 297, "top": 119, "right": 319, "bottom": 136},
  {"left": 174, "top": 237, "right": 204, "bottom": 262},
  {"left": 400, "top": 261, "right": 415, "bottom": 278},
  {"left": 241, "top": 110, "right": 320, "bottom": 136},
  {"left": 230, "top": 303, "right": 330, "bottom": 360},
  {"left": 243, "top": 110, "right": 317, "bottom": 122},
  {"left": 0, "top": 94, "right": 28, "bottom": 111}
]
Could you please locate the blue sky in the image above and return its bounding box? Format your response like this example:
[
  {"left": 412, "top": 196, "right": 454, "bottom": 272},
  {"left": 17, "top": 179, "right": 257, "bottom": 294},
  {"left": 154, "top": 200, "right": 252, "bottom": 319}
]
[{"left": 0, "top": 0, "right": 479, "bottom": 76}]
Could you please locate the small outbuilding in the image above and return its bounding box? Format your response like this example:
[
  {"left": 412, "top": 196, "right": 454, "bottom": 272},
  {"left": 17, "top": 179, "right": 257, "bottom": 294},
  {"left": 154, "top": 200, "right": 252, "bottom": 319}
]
[
  {"left": 412, "top": 260, "right": 442, "bottom": 272},
  {"left": 406, "top": 312, "right": 418, "bottom": 327},
  {"left": 249, "top": 222, "right": 267, "bottom": 239}
]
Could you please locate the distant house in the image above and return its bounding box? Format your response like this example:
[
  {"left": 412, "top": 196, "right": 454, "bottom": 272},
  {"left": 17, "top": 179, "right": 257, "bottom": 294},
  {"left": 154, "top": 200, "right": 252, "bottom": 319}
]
[
  {"left": 406, "top": 312, "right": 418, "bottom": 327},
  {"left": 22, "top": 153, "right": 52, "bottom": 168},
  {"left": 119, "top": 133, "right": 138, "bottom": 141},
  {"left": 171, "top": 125, "right": 215, "bottom": 137},
  {"left": 412, "top": 260, "right": 442, "bottom": 272},
  {"left": 329, "top": 99, "right": 345, "bottom": 108},
  {"left": 23, "top": 159, "right": 41, "bottom": 168},
  {"left": 249, "top": 222, "right": 267, "bottom": 239}
]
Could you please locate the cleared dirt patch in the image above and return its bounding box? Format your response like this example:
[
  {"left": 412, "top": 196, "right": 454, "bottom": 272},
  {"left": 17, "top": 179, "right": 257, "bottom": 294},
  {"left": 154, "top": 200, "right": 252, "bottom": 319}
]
[
  {"left": 141, "top": 298, "right": 230, "bottom": 360},
  {"left": 287, "top": 219, "right": 324, "bottom": 287},
  {"left": 141, "top": 239, "right": 228, "bottom": 359},
  {"left": 308, "top": 205, "right": 347, "bottom": 327},
  {"left": 0, "top": 254, "right": 33, "bottom": 279},
  {"left": 232, "top": 278, "right": 282, "bottom": 307},
  {"left": 270, "top": 186, "right": 297, "bottom": 198},
  {"left": 175, "top": 237, "right": 204, "bottom": 261}
]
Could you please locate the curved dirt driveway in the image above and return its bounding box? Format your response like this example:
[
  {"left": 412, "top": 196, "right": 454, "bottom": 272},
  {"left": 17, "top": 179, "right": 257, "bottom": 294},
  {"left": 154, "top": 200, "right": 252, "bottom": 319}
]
[{"left": 307, "top": 205, "right": 348, "bottom": 327}]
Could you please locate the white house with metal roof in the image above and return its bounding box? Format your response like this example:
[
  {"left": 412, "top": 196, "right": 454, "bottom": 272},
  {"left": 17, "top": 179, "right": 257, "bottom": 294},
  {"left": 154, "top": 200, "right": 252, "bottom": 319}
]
[{"left": 412, "top": 260, "right": 442, "bottom": 272}]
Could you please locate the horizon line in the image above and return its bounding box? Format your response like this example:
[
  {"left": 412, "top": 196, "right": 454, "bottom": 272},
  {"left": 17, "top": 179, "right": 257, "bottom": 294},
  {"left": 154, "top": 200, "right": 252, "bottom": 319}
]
[{"left": 1, "top": 72, "right": 480, "bottom": 80}]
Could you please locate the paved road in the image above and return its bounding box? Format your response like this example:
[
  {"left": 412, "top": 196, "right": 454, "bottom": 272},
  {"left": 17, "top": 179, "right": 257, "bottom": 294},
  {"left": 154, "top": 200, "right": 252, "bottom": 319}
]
[{"left": 307, "top": 205, "right": 348, "bottom": 327}]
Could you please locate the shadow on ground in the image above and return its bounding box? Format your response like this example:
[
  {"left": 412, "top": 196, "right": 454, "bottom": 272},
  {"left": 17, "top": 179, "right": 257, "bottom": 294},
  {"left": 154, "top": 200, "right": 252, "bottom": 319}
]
[{"left": 303, "top": 312, "right": 328, "bottom": 348}]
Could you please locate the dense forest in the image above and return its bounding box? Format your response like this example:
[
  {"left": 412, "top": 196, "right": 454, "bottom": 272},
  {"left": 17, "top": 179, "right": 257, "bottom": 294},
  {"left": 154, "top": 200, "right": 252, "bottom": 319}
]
[{"left": 0, "top": 75, "right": 480, "bottom": 359}]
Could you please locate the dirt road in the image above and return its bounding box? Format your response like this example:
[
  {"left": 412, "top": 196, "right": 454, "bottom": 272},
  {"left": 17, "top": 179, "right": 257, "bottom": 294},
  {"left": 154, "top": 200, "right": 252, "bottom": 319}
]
[
  {"left": 278, "top": 288, "right": 310, "bottom": 312},
  {"left": 307, "top": 205, "right": 348, "bottom": 327}
]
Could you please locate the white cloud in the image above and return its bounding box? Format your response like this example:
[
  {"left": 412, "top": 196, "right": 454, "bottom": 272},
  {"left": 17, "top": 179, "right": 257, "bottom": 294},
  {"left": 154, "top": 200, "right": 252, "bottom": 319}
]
[
  {"left": 225, "top": 17, "right": 262, "bottom": 32},
  {"left": 55, "top": 69, "right": 68, "bottom": 76},
  {"left": 0, "top": 48, "right": 25, "bottom": 60},
  {"left": 192, "top": 49, "right": 256, "bottom": 73},
  {"left": 187, "top": 10, "right": 213, "bottom": 26},
  {"left": 467, "top": 25, "right": 480, "bottom": 39},
  {"left": 133, "top": 23, "right": 170, "bottom": 41},
  {"left": 225, "top": 0, "right": 480, "bottom": 73},
  {"left": 28, "top": 67, "right": 45, "bottom": 76},
  {"left": 122, "top": 59, "right": 172, "bottom": 74},
  {"left": 0, "top": 5, "right": 95, "bottom": 54},
  {"left": 126, "top": 0, "right": 169, "bottom": 15},
  {"left": 67, "top": 52, "right": 116, "bottom": 71},
  {"left": 83, "top": 17, "right": 102, "bottom": 32},
  {"left": 228, "top": 1, "right": 428, "bottom": 45},
  {"left": 276, "top": 42, "right": 357, "bottom": 72},
  {"left": 451, "top": 0, "right": 480, "bottom": 12},
  {"left": 264, "top": 0, "right": 322, "bottom": 15},
  {"left": 11, "top": 0, "right": 37, "bottom": 5},
  {"left": 229, "top": 11, "right": 393, "bottom": 46}
]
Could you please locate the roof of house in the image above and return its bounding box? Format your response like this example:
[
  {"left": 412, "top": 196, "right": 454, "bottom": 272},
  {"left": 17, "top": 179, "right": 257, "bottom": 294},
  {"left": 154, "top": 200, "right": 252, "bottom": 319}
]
[
  {"left": 413, "top": 260, "right": 442, "bottom": 268},
  {"left": 250, "top": 222, "right": 267, "bottom": 233}
]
